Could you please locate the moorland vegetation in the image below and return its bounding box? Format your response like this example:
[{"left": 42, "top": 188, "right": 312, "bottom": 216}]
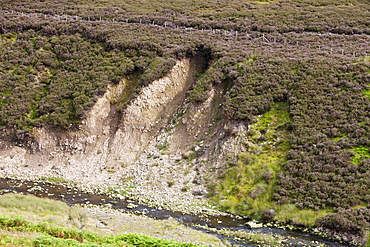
[{"left": 0, "top": 0, "right": 369, "bottom": 245}]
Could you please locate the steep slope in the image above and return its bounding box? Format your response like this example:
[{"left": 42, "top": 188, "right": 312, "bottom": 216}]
[{"left": 0, "top": 56, "right": 245, "bottom": 212}]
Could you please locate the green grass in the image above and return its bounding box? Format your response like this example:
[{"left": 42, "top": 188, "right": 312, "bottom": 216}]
[
  {"left": 211, "top": 102, "right": 336, "bottom": 225},
  {"left": 350, "top": 145, "right": 370, "bottom": 165},
  {"left": 40, "top": 176, "right": 72, "bottom": 184},
  {"left": 251, "top": 1, "right": 277, "bottom": 5},
  {"left": 155, "top": 141, "right": 168, "bottom": 151},
  {"left": 116, "top": 71, "right": 141, "bottom": 111},
  {"left": 0, "top": 194, "right": 223, "bottom": 246},
  {"left": 0, "top": 33, "right": 17, "bottom": 46},
  {"left": 274, "top": 204, "right": 332, "bottom": 227},
  {"left": 331, "top": 133, "right": 348, "bottom": 143},
  {"left": 335, "top": 78, "right": 370, "bottom": 165},
  {"left": 216, "top": 228, "right": 284, "bottom": 246},
  {"left": 0, "top": 216, "right": 203, "bottom": 246},
  {"left": 236, "top": 57, "right": 257, "bottom": 73},
  {"left": 0, "top": 194, "right": 89, "bottom": 231},
  {"left": 363, "top": 80, "right": 370, "bottom": 99},
  {"left": 363, "top": 89, "right": 370, "bottom": 99},
  {"left": 348, "top": 86, "right": 370, "bottom": 165},
  {"left": 0, "top": 90, "right": 12, "bottom": 109},
  {"left": 0, "top": 194, "right": 205, "bottom": 247},
  {"left": 0, "top": 194, "right": 70, "bottom": 216},
  {"left": 366, "top": 231, "right": 370, "bottom": 247},
  {"left": 358, "top": 56, "right": 370, "bottom": 64},
  {"left": 211, "top": 102, "right": 291, "bottom": 218}
]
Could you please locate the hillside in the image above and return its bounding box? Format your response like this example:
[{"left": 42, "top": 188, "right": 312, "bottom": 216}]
[{"left": 0, "top": 0, "right": 369, "bottom": 246}]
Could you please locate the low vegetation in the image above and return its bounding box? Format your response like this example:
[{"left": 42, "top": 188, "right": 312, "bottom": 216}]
[
  {"left": 0, "top": 194, "right": 206, "bottom": 247},
  {"left": 0, "top": 216, "right": 203, "bottom": 246},
  {"left": 211, "top": 102, "right": 291, "bottom": 217},
  {"left": 0, "top": 0, "right": 369, "bottom": 245}
]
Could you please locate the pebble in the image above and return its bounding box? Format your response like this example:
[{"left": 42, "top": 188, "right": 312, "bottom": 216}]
[{"left": 127, "top": 203, "right": 137, "bottom": 209}]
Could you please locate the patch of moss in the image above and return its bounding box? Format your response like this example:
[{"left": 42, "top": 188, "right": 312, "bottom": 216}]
[
  {"left": 350, "top": 145, "right": 370, "bottom": 165},
  {"left": 332, "top": 134, "right": 348, "bottom": 143},
  {"left": 363, "top": 89, "right": 370, "bottom": 99},
  {"left": 211, "top": 102, "right": 291, "bottom": 218}
]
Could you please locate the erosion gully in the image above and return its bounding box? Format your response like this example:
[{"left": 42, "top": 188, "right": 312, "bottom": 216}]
[{"left": 0, "top": 178, "right": 350, "bottom": 247}]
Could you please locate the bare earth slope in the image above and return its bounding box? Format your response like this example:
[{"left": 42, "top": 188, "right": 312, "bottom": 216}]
[{"left": 0, "top": 57, "right": 245, "bottom": 213}]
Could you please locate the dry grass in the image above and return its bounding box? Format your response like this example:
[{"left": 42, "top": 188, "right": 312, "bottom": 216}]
[
  {"left": 0, "top": 228, "right": 41, "bottom": 239},
  {"left": 0, "top": 194, "right": 225, "bottom": 246}
]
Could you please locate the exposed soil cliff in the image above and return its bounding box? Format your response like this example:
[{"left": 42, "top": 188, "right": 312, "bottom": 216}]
[{"left": 0, "top": 57, "right": 246, "bottom": 212}]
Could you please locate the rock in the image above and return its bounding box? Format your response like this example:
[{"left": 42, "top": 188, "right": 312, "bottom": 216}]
[
  {"left": 127, "top": 203, "right": 137, "bottom": 209},
  {"left": 245, "top": 220, "right": 263, "bottom": 229},
  {"left": 192, "top": 190, "right": 204, "bottom": 196},
  {"left": 182, "top": 150, "right": 194, "bottom": 159},
  {"left": 260, "top": 209, "right": 276, "bottom": 223}
]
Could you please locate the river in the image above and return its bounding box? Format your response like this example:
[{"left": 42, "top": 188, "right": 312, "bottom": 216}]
[{"left": 0, "top": 178, "right": 352, "bottom": 247}]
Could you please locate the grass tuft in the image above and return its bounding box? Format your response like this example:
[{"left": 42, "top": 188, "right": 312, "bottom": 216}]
[{"left": 0, "top": 194, "right": 69, "bottom": 215}]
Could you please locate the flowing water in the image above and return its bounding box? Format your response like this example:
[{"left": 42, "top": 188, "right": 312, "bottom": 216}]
[{"left": 0, "top": 178, "right": 351, "bottom": 247}]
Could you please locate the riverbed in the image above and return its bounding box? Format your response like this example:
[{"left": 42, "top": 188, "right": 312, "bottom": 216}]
[{"left": 0, "top": 178, "right": 352, "bottom": 247}]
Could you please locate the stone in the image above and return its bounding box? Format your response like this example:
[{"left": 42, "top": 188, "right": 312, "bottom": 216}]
[
  {"left": 245, "top": 220, "right": 263, "bottom": 229},
  {"left": 127, "top": 203, "right": 137, "bottom": 209}
]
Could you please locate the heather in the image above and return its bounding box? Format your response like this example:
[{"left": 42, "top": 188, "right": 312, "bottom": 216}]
[{"left": 0, "top": 0, "right": 370, "bottom": 245}]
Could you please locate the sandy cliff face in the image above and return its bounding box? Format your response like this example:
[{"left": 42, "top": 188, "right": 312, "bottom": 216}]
[{"left": 0, "top": 58, "right": 247, "bottom": 210}]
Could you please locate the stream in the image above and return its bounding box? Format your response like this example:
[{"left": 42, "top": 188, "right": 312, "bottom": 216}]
[{"left": 0, "top": 178, "right": 351, "bottom": 247}]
